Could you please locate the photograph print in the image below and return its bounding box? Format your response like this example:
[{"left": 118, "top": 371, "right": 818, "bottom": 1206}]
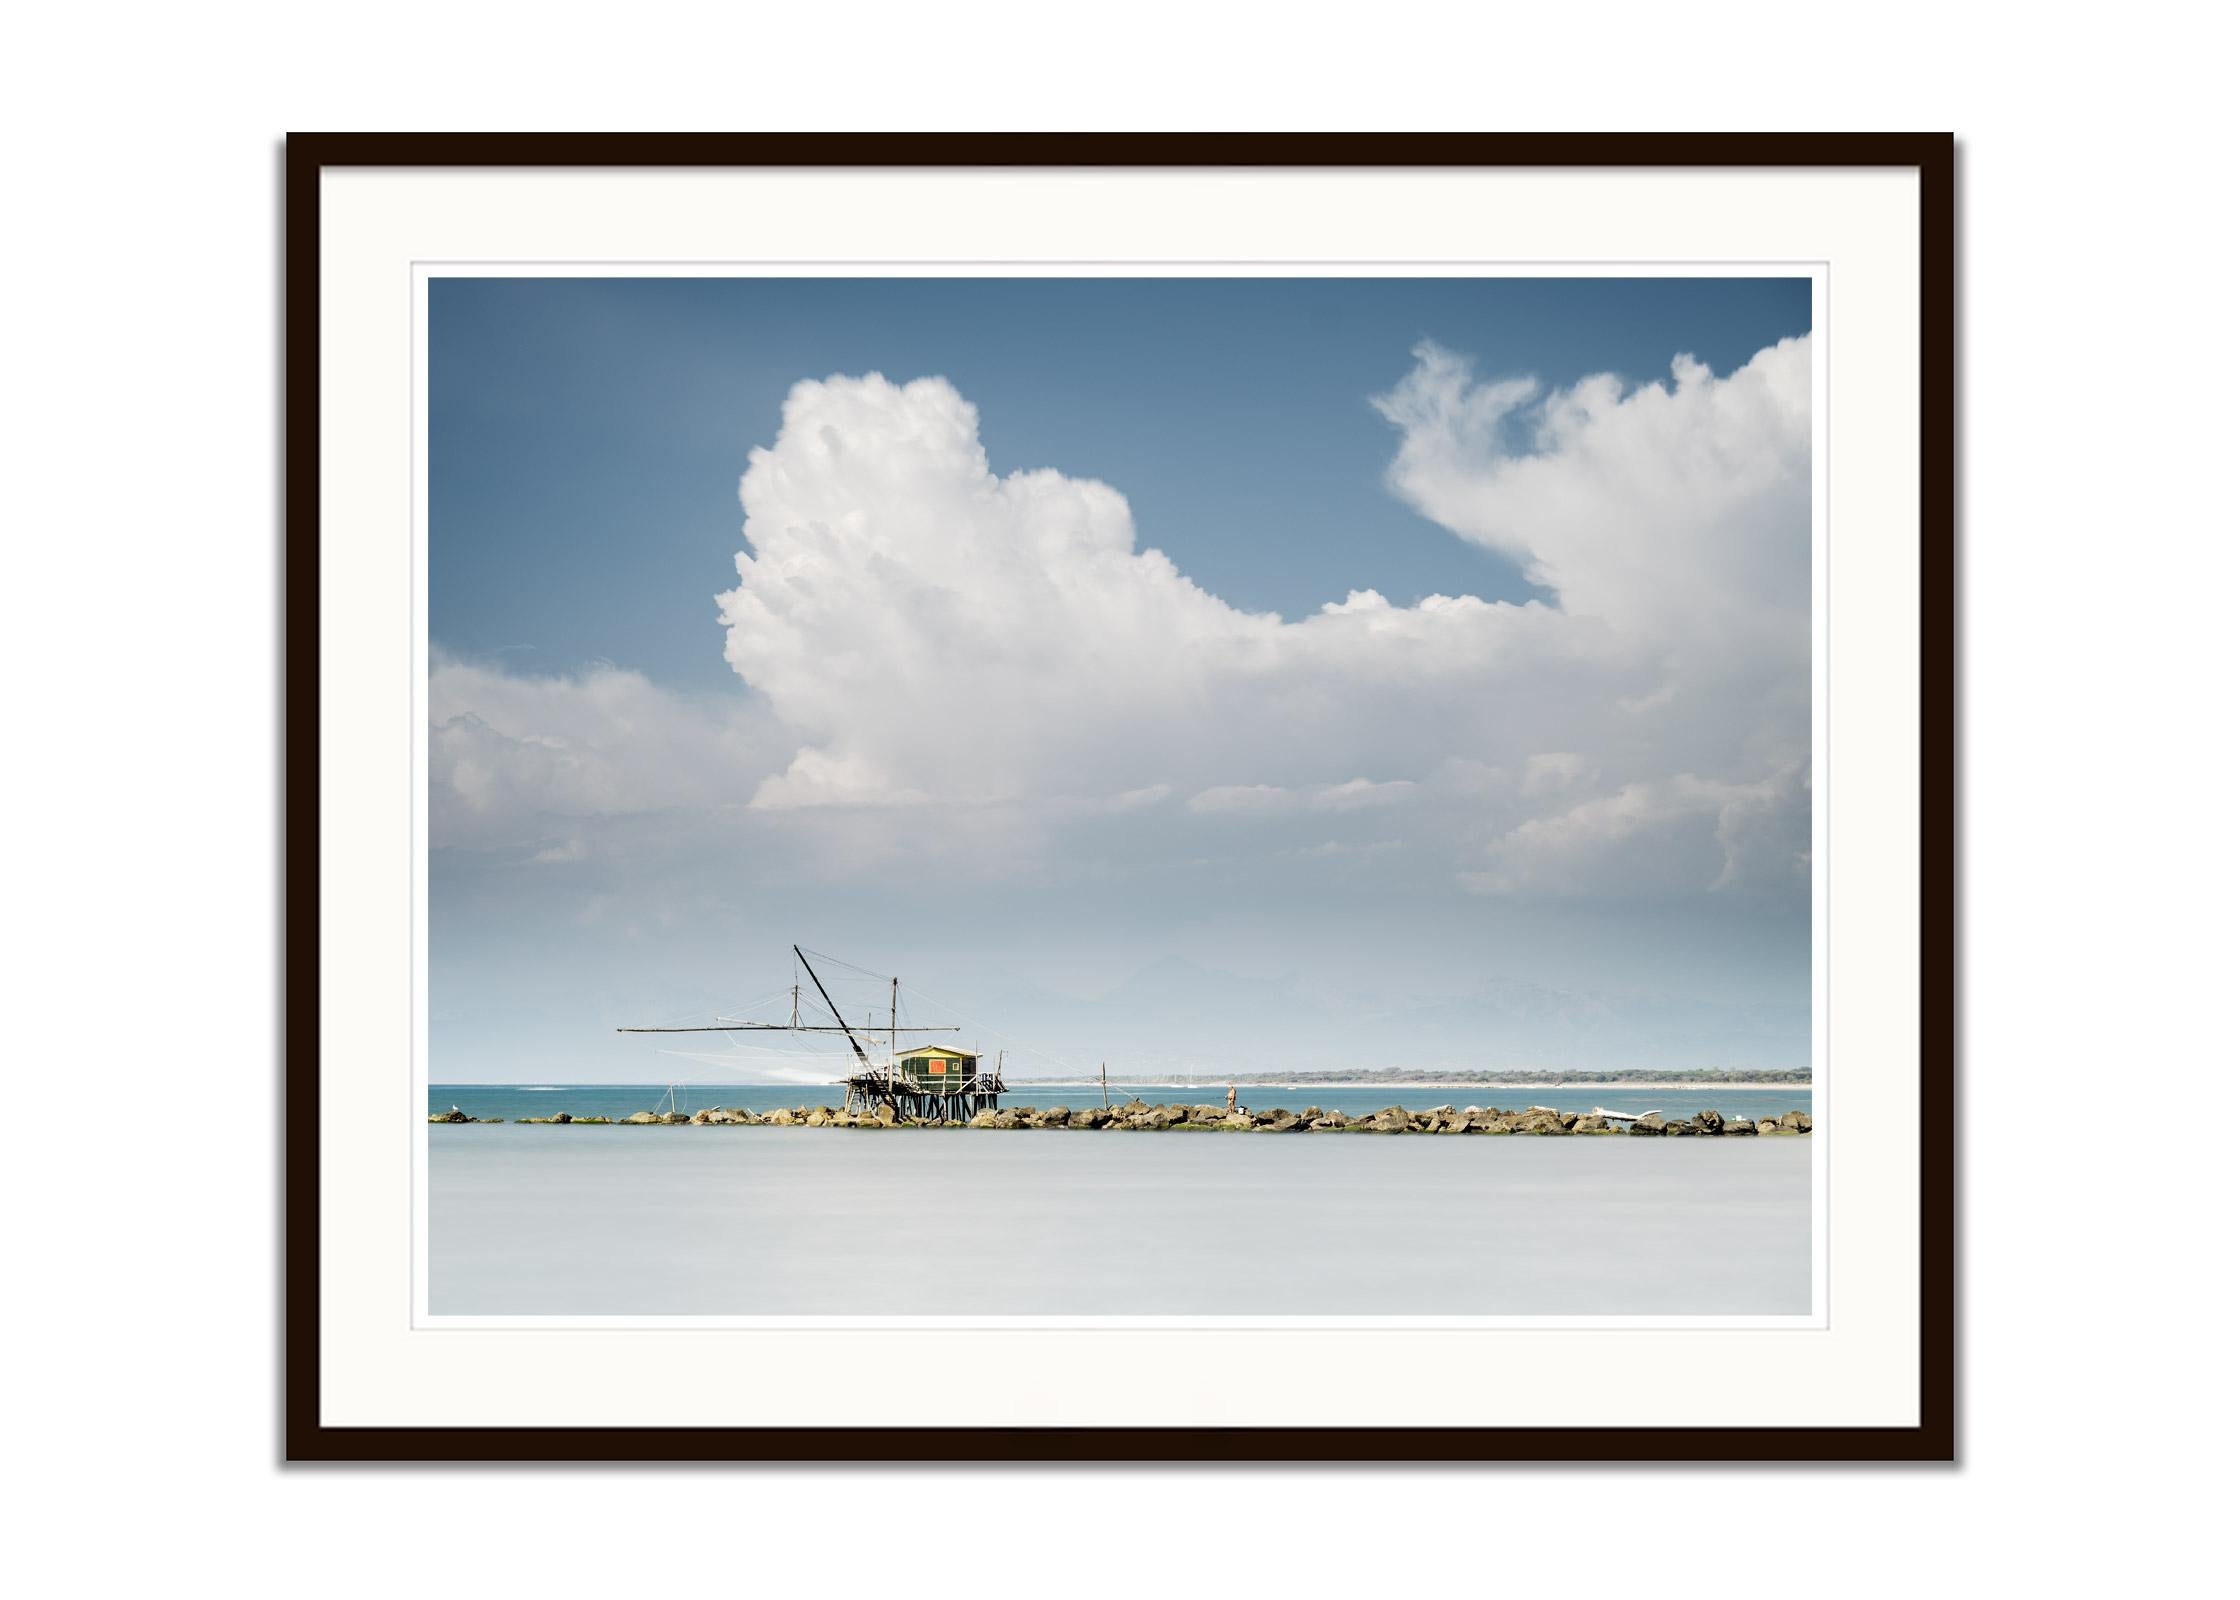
[{"left": 422, "top": 271, "right": 1819, "bottom": 1321}]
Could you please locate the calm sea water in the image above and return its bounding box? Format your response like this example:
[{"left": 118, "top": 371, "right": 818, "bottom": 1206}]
[
  {"left": 428, "top": 1104, "right": 1813, "bottom": 1316},
  {"left": 430, "top": 1082, "right": 1813, "bottom": 1124}
]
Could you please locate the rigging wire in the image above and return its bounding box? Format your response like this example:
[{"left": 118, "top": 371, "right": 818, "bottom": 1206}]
[{"left": 620, "top": 945, "right": 1080, "bottom": 1087}]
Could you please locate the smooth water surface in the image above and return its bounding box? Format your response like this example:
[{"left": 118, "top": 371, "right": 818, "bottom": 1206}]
[{"left": 429, "top": 1124, "right": 1810, "bottom": 1316}]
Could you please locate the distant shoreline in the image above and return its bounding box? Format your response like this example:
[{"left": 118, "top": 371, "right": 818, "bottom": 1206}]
[{"left": 1008, "top": 1080, "right": 1812, "bottom": 1093}]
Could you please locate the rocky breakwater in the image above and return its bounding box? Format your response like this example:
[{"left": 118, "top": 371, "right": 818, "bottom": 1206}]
[
  {"left": 1624, "top": 1109, "right": 1814, "bottom": 1137},
  {"left": 433, "top": 1100, "right": 1814, "bottom": 1135}
]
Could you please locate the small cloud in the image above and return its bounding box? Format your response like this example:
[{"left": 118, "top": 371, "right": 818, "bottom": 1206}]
[
  {"left": 1522, "top": 753, "right": 1592, "bottom": 796},
  {"left": 531, "top": 836, "right": 588, "bottom": 864},
  {"left": 1433, "top": 758, "right": 1508, "bottom": 796},
  {"left": 1309, "top": 777, "right": 1415, "bottom": 812},
  {"left": 1465, "top": 767, "right": 1807, "bottom": 897},
  {"left": 1105, "top": 784, "right": 1173, "bottom": 813},
  {"left": 1186, "top": 784, "right": 1294, "bottom": 815}
]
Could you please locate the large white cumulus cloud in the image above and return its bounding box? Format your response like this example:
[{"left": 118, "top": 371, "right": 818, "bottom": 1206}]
[
  {"left": 436, "top": 339, "right": 1811, "bottom": 902},
  {"left": 715, "top": 372, "right": 1625, "bottom": 815},
  {"left": 704, "top": 345, "right": 1807, "bottom": 895}
]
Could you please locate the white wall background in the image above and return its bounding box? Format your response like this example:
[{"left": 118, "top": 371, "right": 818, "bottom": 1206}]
[{"left": 5, "top": 4, "right": 2232, "bottom": 1595}]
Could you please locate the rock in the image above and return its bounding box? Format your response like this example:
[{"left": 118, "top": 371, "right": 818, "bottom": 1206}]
[
  {"left": 1309, "top": 1112, "right": 1350, "bottom": 1131},
  {"left": 872, "top": 1103, "right": 899, "bottom": 1126},
  {"left": 626, "top": 1110, "right": 664, "bottom": 1124},
  {"left": 1573, "top": 1114, "right": 1608, "bottom": 1133},
  {"left": 1069, "top": 1107, "right": 1110, "bottom": 1129},
  {"left": 1628, "top": 1114, "right": 1665, "bottom": 1136},
  {"left": 1778, "top": 1110, "right": 1810, "bottom": 1133},
  {"left": 967, "top": 1109, "right": 1000, "bottom": 1128},
  {"left": 552, "top": 1112, "right": 573, "bottom": 1124},
  {"left": 1663, "top": 1119, "right": 1696, "bottom": 1135},
  {"left": 1364, "top": 1109, "right": 1417, "bottom": 1134},
  {"left": 1254, "top": 1113, "right": 1304, "bottom": 1132},
  {"left": 428, "top": 1109, "right": 471, "bottom": 1123},
  {"left": 1755, "top": 1119, "right": 1779, "bottom": 1135},
  {"left": 1725, "top": 1117, "right": 1757, "bottom": 1135},
  {"left": 1119, "top": 1098, "right": 1151, "bottom": 1115},
  {"left": 1693, "top": 1109, "right": 1726, "bottom": 1134}
]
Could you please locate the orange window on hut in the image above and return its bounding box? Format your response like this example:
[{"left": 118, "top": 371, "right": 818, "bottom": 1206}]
[{"left": 928, "top": 1060, "right": 947, "bottom": 1075}]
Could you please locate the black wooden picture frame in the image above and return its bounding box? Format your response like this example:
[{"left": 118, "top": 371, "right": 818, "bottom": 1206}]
[{"left": 283, "top": 132, "right": 1955, "bottom": 1463}]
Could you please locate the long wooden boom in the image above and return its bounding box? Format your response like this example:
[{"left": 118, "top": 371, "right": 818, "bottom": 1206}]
[{"left": 615, "top": 1023, "right": 956, "bottom": 1034}]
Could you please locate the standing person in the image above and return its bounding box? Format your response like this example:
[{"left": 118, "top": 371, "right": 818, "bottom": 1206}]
[{"left": 1225, "top": 1083, "right": 1237, "bottom": 1114}]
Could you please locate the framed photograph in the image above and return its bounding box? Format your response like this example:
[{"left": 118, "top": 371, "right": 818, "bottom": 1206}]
[{"left": 287, "top": 133, "right": 1954, "bottom": 1460}]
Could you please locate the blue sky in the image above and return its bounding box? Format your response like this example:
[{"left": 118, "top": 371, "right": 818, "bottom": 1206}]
[{"left": 427, "top": 276, "right": 1814, "bottom": 1083}]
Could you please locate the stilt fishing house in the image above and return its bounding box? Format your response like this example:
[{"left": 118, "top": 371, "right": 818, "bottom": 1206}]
[{"left": 616, "top": 945, "right": 1006, "bottom": 1122}]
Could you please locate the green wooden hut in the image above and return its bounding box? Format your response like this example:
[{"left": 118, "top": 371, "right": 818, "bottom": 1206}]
[{"left": 896, "top": 1043, "right": 980, "bottom": 1091}]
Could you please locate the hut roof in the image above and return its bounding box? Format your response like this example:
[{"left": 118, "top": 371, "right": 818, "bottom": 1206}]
[{"left": 897, "top": 1044, "right": 976, "bottom": 1060}]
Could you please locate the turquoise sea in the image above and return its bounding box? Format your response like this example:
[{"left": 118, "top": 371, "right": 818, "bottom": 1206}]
[{"left": 429, "top": 1081, "right": 1813, "bottom": 1124}]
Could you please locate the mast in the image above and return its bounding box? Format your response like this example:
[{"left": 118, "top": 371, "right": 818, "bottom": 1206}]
[{"left": 890, "top": 977, "right": 899, "bottom": 1062}]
